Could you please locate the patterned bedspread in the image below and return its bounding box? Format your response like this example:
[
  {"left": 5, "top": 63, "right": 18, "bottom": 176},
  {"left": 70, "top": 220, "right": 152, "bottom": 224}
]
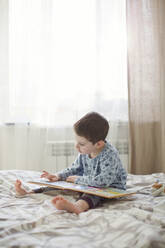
[{"left": 0, "top": 170, "right": 165, "bottom": 248}]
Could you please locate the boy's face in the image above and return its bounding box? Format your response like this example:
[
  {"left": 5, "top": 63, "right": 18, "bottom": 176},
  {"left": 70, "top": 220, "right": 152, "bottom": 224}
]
[{"left": 75, "top": 134, "right": 96, "bottom": 155}]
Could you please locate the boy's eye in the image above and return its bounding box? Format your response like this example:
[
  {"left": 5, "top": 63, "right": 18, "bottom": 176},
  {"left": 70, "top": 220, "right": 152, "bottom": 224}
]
[{"left": 79, "top": 143, "right": 85, "bottom": 146}]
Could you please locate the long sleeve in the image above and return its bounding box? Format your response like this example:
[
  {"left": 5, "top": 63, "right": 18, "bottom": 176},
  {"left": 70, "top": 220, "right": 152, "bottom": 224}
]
[
  {"left": 75, "top": 157, "right": 119, "bottom": 187},
  {"left": 57, "top": 154, "right": 84, "bottom": 180},
  {"left": 75, "top": 150, "right": 127, "bottom": 189},
  {"left": 58, "top": 141, "right": 127, "bottom": 190}
]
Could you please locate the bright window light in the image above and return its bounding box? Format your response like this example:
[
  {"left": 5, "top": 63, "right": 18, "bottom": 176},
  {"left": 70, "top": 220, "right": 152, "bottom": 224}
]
[{"left": 8, "top": 0, "right": 127, "bottom": 126}]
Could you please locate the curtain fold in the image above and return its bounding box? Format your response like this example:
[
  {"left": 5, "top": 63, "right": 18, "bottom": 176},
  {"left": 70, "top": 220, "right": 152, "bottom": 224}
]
[
  {"left": 127, "top": 0, "right": 165, "bottom": 174},
  {"left": 0, "top": 0, "right": 128, "bottom": 171},
  {"left": 0, "top": 0, "right": 9, "bottom": 121}
]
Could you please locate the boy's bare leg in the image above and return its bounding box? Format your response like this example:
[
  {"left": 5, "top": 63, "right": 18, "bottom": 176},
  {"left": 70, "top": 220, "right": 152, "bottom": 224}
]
[
  {"left": 15, "top": 179, "right": 33, "bottom": 195},
  {"left": 52, "top": 196, "right": 89, "bottom": 214}
]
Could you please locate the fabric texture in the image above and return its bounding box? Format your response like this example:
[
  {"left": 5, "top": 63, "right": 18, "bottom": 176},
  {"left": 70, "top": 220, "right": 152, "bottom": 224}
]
[
  {"left": 58, "top": 141, "right": 127, "bottom": 189},
  {"left": 78, "top": 193, "right": 104, "bottom": 209},
  {"left": 1, "top": 170, "right": 165, "bottom": 248},
  {"left": 127, "top": 0, "right": 165, "bottom": 174}
]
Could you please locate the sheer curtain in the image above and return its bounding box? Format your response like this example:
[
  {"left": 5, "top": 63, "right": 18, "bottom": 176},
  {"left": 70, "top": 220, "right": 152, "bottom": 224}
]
[
  {"left": 0, "top": 0, "right": 128, "bottom": 171},
  {"left": 127, "top": 0, "right": 165, "bottom": 174}
]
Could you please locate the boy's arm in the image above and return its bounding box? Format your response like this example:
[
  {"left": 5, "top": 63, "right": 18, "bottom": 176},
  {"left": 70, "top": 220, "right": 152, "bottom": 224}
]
[
  {"left": 75, "top": 156, "right": 127, "bottom": 188},
  {"left": 57, "top": 155, "right": 83, "bottom": 180},
  {"left": 75, "top": 165, "right": 117, "bottom": 187}
]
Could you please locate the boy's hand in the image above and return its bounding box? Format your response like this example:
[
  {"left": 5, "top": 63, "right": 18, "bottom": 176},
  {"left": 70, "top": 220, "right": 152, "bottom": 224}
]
[
  {"left": 40, "top": 170, "right": 60, "bottom": 182},
  {"left": 66, "top": 176, "right": 78, "bottom": 183}
]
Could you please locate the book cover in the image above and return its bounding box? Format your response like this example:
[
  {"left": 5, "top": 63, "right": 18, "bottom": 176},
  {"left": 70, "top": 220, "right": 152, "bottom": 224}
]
[{"left": 28, "top": 180, "right": 135, "bottom": 199}]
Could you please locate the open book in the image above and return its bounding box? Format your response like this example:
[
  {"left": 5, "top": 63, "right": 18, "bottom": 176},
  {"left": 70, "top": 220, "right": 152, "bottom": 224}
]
[{"left": 28, "top": 180, "right": 135, "bottom": 199}]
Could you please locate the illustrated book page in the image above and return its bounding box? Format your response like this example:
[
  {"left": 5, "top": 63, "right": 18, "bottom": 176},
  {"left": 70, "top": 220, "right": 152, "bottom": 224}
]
[{"left": 28, "top": 179, "right": 136, "bottom": 199}]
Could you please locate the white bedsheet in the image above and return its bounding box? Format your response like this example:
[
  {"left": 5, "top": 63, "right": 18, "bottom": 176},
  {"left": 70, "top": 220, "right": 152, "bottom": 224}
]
[{"left": 0, "top": 170, "right": 165, "bottom": 248}]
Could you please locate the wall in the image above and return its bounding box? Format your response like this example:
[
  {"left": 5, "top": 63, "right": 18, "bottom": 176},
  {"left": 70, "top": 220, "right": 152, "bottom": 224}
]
[{"left": 0, "top": 123, "right": 128, "bottom": 172}]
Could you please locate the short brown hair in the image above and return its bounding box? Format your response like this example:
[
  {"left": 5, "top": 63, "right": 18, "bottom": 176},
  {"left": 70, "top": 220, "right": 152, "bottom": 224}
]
[{"left": 73, "top": 112, "right": 109, "bottom": 144}]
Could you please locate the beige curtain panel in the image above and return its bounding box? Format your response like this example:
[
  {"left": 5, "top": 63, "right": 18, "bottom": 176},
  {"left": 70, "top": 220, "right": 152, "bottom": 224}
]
[{"left": 127, "top": 0, "right": 165, "bottom": 174}]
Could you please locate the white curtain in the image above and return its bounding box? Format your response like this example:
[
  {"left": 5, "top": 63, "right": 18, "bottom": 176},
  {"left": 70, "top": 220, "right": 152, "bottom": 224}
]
[{"left": 0, "top": 0, "right": 128, "bottom": 171}]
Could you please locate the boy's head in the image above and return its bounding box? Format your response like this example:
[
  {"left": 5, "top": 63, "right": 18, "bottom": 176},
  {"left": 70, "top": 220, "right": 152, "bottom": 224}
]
[{"left": 74, "top": 112, "right": 109, "bottom": 144}]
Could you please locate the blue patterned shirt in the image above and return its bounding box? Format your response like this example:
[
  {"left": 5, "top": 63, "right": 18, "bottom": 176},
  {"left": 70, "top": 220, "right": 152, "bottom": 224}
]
[{"left": 58, "top": 141, "right": 127, "bottom": 190}]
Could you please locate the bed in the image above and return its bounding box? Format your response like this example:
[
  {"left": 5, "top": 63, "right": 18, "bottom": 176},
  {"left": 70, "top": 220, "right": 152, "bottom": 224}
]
[{"left": 0, "top": 170, "right": 165, "bottom": 248}]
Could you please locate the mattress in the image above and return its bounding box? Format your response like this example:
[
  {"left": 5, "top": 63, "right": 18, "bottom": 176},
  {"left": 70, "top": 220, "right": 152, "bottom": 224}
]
[{"left": 0, "top": 170, "right": 165, "bottom": 248}]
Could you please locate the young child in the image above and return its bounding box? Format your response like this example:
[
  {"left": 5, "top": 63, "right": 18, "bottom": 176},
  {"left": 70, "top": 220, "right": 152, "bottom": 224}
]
[{"left": 15, "top": 112, "right": 127, "bottom": 214}]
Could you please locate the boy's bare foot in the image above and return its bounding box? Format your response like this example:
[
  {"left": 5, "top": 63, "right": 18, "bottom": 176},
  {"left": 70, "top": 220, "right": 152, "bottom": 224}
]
[
  {"left": 15, "top": 180, "right": 29, "bottom": 195},
  {"left": 52, "top": 195, "right": 89, "bottom": 214},
  {"left": 52, "top": 196, "right": 81, "bottom": 214}
]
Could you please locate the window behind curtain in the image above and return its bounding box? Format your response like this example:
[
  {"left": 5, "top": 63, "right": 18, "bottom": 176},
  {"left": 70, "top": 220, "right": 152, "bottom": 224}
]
[
  {"left": 6, "top": 0, "right": 128, "bottom": 127},
  {"left": 0, "top": 0, "right": 128, "bottom": 171}
]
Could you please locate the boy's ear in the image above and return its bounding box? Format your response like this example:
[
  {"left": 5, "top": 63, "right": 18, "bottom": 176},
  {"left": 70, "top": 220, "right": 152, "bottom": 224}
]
[{"left": 95, "top": 140, "right": 105, "bottom": 148}]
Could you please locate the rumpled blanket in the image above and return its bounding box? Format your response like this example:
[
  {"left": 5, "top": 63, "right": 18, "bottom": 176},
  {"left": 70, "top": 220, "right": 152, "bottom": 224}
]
[{"left": 0, "top": 170, "right": 165, "bottom": 248}]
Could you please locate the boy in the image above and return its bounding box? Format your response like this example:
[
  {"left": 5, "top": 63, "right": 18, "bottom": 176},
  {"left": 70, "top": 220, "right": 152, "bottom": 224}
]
[{"left": 15, "top": 112, "right": 127, "bottom": 214}]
